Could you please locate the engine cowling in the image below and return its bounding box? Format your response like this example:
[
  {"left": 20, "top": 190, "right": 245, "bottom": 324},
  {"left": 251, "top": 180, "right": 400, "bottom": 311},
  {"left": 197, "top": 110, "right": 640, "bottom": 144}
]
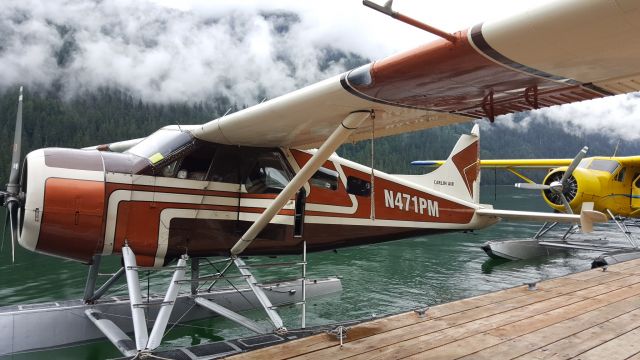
[{"left": 540, "top": 168, "right": 599, "bottom": 213}]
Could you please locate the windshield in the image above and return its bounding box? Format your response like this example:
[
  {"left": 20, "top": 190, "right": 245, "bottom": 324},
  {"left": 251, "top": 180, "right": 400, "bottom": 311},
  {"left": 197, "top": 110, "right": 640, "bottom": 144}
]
[
  {"left": 577, "top": 159, "right": 590, "bottom": 169},
  {"left": 127, "top": 129, "right": 193, "bottom": 164},
  {"left": 587, "top": 159, "right": 619, "bottom": 173}
]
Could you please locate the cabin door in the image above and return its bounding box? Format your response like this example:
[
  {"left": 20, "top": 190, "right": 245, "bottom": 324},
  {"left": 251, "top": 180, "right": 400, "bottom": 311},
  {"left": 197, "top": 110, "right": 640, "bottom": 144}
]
[
  {"left": 632, "top": 174, "right": 640, "bottom": 209},
  {"left": 238, "top": 148, "right": 294, "bottom": 243}
]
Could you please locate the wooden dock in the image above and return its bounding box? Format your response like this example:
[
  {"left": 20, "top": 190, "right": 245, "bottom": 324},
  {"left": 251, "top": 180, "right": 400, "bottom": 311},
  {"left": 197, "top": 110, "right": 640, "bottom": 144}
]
[{"left": 228, "top": 258, "right": 640, "bottom": 359}]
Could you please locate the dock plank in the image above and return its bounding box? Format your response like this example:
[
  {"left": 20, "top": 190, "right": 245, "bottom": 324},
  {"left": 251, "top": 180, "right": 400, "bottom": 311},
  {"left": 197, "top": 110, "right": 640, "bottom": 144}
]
[
  {"left": 298, "top": 293, "right": 606, "bottom": 359},
  {"left": 454, "top": 289, "right": 640, "bottom": 359},
  {"left": 232, "top": 278, "right": 568, "bottom": 360},
  {"left": 228, "top": 259, "right": 640, "bottom": 360},
  {"left": 289, "top": 270, "right": 637, "bottom": 360},
  {"left": 573, "top": 327, "right": 640, "bottom": 359},
  {"left": 516, "top": 308, "right": 640, "bottom": 359}
]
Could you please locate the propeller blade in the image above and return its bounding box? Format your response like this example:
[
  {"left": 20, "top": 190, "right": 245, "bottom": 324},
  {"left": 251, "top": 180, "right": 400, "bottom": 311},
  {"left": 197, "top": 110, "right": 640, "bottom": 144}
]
[
  {"left": 7, "top": 87, "right": 23, "bottom": 195},
  {"left": 561, "top": 146, "right": 588, "bottom": 185},
  {"left": 559, "top": 192, "right": 573, "bottom": 215},
  {"left": 515, "top": 183, "right": 550, "bottom": 190},
  {"left": 7, "top": 201, "right": 18, "bottom": 263}
]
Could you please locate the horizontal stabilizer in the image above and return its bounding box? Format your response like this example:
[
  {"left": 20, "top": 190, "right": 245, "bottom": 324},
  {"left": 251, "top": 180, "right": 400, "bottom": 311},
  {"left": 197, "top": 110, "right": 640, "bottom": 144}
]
[{"left": 476, "top": 206, "right": 607, "bottom": 233}]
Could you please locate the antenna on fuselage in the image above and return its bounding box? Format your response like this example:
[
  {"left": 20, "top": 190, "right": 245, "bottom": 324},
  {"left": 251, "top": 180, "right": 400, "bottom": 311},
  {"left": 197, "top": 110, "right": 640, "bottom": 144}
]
[{"left": 612, "top": 139, "right": 621, "bottom": 157}]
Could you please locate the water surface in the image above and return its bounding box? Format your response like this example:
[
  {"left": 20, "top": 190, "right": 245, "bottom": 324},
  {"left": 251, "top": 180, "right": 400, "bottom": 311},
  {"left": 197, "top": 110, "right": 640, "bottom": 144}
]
[{"left": 0, "top": 186, "right": 628, "bottom": 359}]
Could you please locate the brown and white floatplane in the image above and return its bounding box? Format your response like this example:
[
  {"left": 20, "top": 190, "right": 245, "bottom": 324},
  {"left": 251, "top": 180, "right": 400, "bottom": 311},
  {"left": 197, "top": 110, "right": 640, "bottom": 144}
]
[{"left": 2, "top": 0, "right": 639, "bottom": 356}]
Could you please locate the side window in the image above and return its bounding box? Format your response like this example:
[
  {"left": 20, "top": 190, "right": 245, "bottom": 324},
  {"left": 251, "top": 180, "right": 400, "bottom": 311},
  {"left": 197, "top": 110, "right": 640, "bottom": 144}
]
[
  {"left": 209, "top": 145, "right": 241, "bottom": 184},
  {"left": 158, "top": 142, "right": 216, "bottom": 180},
  {"left": 346, "top": 176, "right": 371, "bottom": 197},
  {"left": 615, "top": 167, "right": 626, "bottom": 182},
  {"left": 310, "top": 167, "right": 339, "bottom": 190},
  {"left": 161, "top": 160, "right": 180, "bottom": 177},
  {"left": 242, "top": 149, "right": 292, "bottom": 194}
]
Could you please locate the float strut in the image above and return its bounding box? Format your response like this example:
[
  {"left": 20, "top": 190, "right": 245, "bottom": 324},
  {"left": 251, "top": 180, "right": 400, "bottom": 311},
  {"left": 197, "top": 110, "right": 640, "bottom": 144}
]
[
  {"left": 147, "top": 254, "right": 188, "bottom": 349},
  {"left": 122, "top": 245, "right": 149, "bottom": 351},
  {"left": 83, "top": 255, "right": 102, "bottom": 302}
]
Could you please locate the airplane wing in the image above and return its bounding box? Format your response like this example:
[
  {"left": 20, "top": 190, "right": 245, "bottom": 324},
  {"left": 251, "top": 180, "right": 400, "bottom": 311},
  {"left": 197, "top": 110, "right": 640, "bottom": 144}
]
[
  {"left": 413, "top": 159, "right": 574, "bottom": 168},
  {"left": 190, "top": 0, "right": 640, "bottom": 149},
  {"left": 617, "top": 156, "right": 640, "bottom": 167}
]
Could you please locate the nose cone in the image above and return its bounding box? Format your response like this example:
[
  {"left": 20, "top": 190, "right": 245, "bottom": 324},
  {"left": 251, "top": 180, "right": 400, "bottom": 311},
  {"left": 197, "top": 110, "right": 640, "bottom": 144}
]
[
  {"left": 19, "top": 149, "right": 45, "bottom": 252},
  {"left": 19, "top": 148, "right": 106, "bottom": 263}
]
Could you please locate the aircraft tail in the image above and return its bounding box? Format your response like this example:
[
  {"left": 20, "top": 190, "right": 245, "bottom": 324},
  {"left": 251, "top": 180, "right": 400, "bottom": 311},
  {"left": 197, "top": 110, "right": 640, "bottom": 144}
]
[{"left": 396, "top": 125, "right": 480, "bottom": 204}]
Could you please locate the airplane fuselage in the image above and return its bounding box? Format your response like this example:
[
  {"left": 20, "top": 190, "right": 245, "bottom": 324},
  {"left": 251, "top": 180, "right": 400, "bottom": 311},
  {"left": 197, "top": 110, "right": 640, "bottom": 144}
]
[
  {"left": 543, "top": 157, "right": 640, "bottom": 217},
  {"left": 19, "top": 134, "right": 491, "bottom": 267}
]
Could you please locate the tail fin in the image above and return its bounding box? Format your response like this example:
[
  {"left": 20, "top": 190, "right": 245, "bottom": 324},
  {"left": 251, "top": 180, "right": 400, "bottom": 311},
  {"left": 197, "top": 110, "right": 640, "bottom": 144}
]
[{"left": 399, "top": 125, "right": 480, "bottom": 203}]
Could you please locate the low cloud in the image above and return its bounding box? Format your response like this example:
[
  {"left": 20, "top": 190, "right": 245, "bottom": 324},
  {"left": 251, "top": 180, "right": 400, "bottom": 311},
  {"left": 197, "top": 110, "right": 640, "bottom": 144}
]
[
  {"left": 0, "top": 0, "right": 639, "bottom": 140},
  {"left": 0, "top": 0, "right": 361, "bottom": 105},
  {"left": 495, "top": 92, "right": 640, "bottom": 142}
]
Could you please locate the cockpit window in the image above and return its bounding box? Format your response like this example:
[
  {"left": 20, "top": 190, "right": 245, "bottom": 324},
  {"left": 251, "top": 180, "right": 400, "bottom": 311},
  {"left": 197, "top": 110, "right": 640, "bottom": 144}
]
[
  {"left": 577, "top": 159, "right": 590, "bottom": 169},
  {"left": 244, "top": 151, "right": 292, "bottom": 194},
  {"left": 126, "top": 129, "right": 193, "bottom": 165},
  {"left": 587, "top": 159, "right": 619, "bottom": 174}
]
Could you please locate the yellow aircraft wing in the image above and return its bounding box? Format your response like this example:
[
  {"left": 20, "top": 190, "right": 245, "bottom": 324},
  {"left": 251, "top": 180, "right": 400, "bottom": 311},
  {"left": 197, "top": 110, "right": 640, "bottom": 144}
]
[
  {"left": 189, "top": 0, "right": 640, "bottom": 149},
  {"left": 616, "top": 156, "right": 640, "bottom": 167},
  {"left": 479, "top": 159, "right": 573, "bottom": 168}
]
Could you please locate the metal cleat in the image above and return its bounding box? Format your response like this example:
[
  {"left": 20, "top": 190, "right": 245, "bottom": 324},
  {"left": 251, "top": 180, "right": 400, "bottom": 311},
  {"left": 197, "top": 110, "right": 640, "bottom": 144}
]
[
  {"left": 526, "top": 282, "right": 538, "bottom": 291},
  {"left": 414, "top": 306, "right": 429, "bottom": 318}
]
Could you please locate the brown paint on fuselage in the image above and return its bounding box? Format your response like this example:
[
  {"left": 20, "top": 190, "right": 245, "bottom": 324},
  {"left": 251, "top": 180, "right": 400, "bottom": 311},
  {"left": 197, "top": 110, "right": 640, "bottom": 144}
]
[
  {"left": 165, "top": 219, "right": 452, "bottom": 261},
  {"left": 290, "top": 150, "right": 354, "bottom": 207},
  {"left": 38, "top": 178, "right": 105, "bottom": 263},
  {"left": 36, "top": 146, "right": 475, "bottom": 266},
  {"left": 104, "top": 155, "right": 473, "bottom": 265},
  {"left": 290, "top": 150, "right": 473, "bottom": 223}
]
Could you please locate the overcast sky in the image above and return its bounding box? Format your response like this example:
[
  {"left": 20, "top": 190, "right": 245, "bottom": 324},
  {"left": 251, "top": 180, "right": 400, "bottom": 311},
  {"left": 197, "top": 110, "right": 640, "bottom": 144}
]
[{"left": 1, "top": 0, "right": 638, "bottom": 140}]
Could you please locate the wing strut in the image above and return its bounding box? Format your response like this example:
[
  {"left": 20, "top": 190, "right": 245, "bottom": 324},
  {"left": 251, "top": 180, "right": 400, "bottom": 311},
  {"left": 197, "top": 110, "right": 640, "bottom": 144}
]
[
  {"left": 230, "top": 110, "right": 372, "bottom": 256},
  {"left": 363, "top": 0, "right": 457, "bottom": 43}
]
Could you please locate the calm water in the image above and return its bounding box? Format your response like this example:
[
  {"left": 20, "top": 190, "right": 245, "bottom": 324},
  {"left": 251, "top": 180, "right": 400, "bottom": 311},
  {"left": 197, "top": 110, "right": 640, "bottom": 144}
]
[{"left": 0, "top": 186, "right": 626, "bottom": 359}]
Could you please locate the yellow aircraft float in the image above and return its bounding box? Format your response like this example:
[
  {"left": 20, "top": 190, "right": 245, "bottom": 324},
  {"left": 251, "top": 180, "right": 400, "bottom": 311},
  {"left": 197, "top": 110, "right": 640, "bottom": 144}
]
[{"left": 414, "top": 147, "right": 640, "bottom": 219}]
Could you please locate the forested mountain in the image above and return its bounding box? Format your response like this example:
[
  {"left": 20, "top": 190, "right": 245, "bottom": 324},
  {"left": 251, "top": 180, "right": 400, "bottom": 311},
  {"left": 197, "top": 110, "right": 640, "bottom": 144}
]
[{"left": 2, "top": 87, "right": 638, "bottom": 187}]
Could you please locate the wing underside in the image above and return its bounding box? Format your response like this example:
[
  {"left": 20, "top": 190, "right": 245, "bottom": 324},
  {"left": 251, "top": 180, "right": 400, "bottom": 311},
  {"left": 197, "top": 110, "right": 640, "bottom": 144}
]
[{"left": 191, "top": 0, "right": 640, "bottom": 149}]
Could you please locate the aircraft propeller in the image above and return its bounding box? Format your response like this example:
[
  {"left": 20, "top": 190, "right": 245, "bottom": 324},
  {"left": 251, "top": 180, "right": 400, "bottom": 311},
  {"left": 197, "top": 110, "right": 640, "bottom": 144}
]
[
  {"left": 515, "top": 146, "right": 588, "bottom": 214},
  {"left": 0, "top": 87, "right": 25, "bottom": 263}
]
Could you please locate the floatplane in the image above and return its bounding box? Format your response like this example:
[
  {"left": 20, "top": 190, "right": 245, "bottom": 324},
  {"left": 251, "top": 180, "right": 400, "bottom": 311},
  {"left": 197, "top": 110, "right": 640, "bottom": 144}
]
[
  {"left": 2, "top": 0, "right": 640, "bottom": 357},
  {"left": 417, "top": 148, "right": 640, "bottom": 263}
]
